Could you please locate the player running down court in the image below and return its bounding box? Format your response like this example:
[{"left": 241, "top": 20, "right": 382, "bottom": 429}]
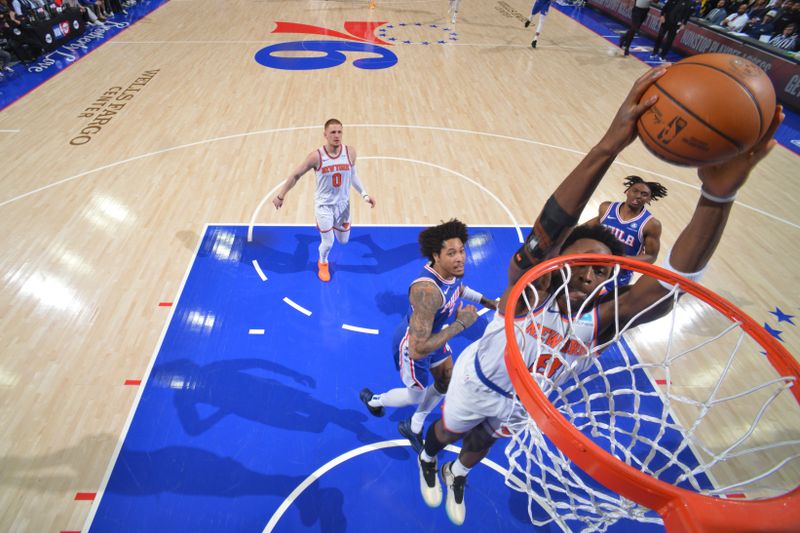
[
  {"left": 524, "top": 0, "right": 552, "bottom": 48},
  {"left": 360, "top": 220, "right": 497, "bottom": 452},
  {"left": 587, "top": 175, "right": 667, "bottom": 286},
  {"left": 414, "top": 67, "right": 783, "bottom": 526},
  {"left": 272, "top": 119, "right": 376, "bottom": 282}
]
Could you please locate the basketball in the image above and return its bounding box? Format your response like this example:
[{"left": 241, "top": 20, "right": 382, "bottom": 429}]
[{"left": 637, "top": 53, "right": 776, "bottom": 167}]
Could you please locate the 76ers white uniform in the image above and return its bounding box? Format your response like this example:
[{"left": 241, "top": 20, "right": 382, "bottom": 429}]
[
  {"left": 314, "top": 145, "right": 355, "bottom": 232},
  {"left": 443, "top": 295, "right": 599, "bottom": 437}
]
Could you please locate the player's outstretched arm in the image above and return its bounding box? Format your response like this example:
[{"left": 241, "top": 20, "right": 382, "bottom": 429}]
[
  {"left": 506, "top": 67, "right": 667, "bottom": 292},
  {"left": 408, "top": 284, "right": 477, "bottom": 360},
  {"left": 617, "top": 106, "right": 784, "bottom": 322},
  {"left": 461, "top": 285, "right": 498, "bottom": 310},
  {"left": 272, "top": 151, "right": 320, "bottom": 210},
  {"left": 669, "top": 106, "right": 783, "bottom": 273}
]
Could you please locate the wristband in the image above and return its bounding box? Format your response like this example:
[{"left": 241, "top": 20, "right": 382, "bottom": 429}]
[
  {"left": 362, "top": 193, "right": 370, "bottom": 200},
  {"left": 700, "top": 187, "right": 736, "bottom": 203},
  {"left": 454, "top": 319, "right": 467, "bottom": 331},
  {"left": 657, "top": 249, "right": 707, "bottom": 291}
]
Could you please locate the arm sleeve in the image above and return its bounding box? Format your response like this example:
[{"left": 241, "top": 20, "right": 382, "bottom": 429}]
[
  {"left": 461, "top": 286, "right": 484, "bottom": 304},
  {"left": 350, "top": 165, "right": 368, "bottom": 197}
]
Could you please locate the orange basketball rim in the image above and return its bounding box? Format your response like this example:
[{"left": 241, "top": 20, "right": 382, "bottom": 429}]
[{"left": 503, "top": 253, "right": 800, "bottom": 533}]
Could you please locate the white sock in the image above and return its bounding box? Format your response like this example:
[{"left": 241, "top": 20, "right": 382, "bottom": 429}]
[
  {"left": 451, "top": 458, "right": 471, "bottom": 477},
  {"left": 420, "top": 449, "right": 435, "bottom": 463},
  {"left": 318, "top": 230, "right": 334, "bottom": 263},
  {"left": 536, "top": 15, "right": 545, "bottom": 35},
  {"left": 371, "top": 387, "right": 424, "bottom": 408},
  {"left": 410, "top": 385, "right": 444, "bottom": 433}
]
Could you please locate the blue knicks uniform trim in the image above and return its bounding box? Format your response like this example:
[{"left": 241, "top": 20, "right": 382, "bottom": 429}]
[{"left": 600, "top": 202, "right": 653, "bottom": 286}]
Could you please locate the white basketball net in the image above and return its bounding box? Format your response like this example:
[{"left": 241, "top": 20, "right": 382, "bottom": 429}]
[{"left": 502, "top": 262, "right": 800, "bottom": 532}]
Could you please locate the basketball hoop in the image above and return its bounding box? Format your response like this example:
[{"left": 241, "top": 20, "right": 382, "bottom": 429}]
[{"left": 502, "top": 254, "right": 800, "bottom": 533}]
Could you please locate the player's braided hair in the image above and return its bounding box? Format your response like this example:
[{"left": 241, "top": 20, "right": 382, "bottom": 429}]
[
  {"left": 624, "top": 175, "right": 668, "bottom": 201},
  {"left": 419, "top": 219, "right": 468, "bottom": 265}
]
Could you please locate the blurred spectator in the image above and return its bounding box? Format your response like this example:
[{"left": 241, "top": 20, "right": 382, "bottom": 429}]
[
  {"left": 104, "top": 0, "right": 125, "bottom": 15},
  {"left": 745, "top": 8, "right": 778, "bottom": 35},
  {"left": 62, "top": 0, "right": 102, "bottom": 25},
  {"left": 79, "top": 0, "right": 109, "bottom": 20},
  {"left": 1, "top": 0, "right": 22, "bottom": 26},
  {"left": 704, "top": 0, "right": 729, "bottom": 23},
  {"left": 772, "top": 0, "right": 800, "bottom": 32},
  {"left": 0, "top": 41, "right": 11, "bottom": 76},
  {"left": 769, "top": 20, "right": 799, "bottom": 48},
  {"left": 749, "top": 0, "right": 771, "bottom": 18},
  {"left": 721, "top": 2, "right": 750, "bottom": 30}
]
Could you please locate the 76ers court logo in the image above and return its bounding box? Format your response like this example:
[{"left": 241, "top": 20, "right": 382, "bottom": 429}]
[{"left": 255, "top": 22, "right": 397, "bottom": 70}]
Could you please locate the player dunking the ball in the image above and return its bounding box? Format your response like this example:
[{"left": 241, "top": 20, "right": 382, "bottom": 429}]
[
  {"left": 586, "top": 175, "right": 667, "bottom": 286},
  {"left": 360, "top": 220, "right": 497, "bottom": 452},
  {"left": 414, "top": 67, "right": 783, "bottom": 526},
  {"left": 272, "top": 119, "right": 376, "bottom": 282}
]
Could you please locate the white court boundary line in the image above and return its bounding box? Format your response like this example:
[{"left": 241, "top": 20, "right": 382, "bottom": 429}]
[
  {"left": 283, "top": 296, "right": 312, "bottom": 316},
  {"left": 2, "top": 123, "right": 796, "bottom": 231},
  {"left": 262, "top": 440, "right": 525, "bottom": 532},
  {"left": 81, "top": 224, "right": 209, "bottom": 532},
  {"left": 341, "top": 323, "right": 380, "bottom": 334},
  {"left": 252, "top": 259, "right": 268, "bottom": 281}
]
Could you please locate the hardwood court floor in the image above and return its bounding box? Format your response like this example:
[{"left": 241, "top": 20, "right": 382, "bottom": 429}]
[{"left": 0, "top": 0, "right": 798, "bottom": 531}]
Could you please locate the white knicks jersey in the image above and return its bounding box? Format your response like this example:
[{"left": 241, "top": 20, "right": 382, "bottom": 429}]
[
  {"left": 315, "top": 145, "right": 354, "bottom": 205},
  {"left": 473, "top": 296, "right": 600, "bottom": 395}
]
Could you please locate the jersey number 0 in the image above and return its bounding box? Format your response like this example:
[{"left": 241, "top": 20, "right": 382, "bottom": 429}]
[{"left": 332, "top": 172, "right": 342, "bottom": 187}]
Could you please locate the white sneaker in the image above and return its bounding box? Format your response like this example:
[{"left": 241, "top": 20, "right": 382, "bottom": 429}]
[
  {"left": 418, "top": 456, "right": 442, "bottom": 507},
  {"left": 442, "top": 461, "right": 467, "bottom": 526}
]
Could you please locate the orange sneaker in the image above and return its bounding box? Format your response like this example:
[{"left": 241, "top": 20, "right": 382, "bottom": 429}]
[{"left": 317, "top": 261, "right": 331, "bottom": 282}]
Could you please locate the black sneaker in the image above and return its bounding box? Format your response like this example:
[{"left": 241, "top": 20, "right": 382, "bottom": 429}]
[
  {"left": 418, "top": 456, "right": 442, "bottom": 507},
  {"left": 524, "top": 19, "right": 531, "bottom": 28},
  {"left": 531, "top": 39, "right": 537, "bottom": 48},
  {"left": 441, "top": 461, "right": 467, "bottom": 525},
  {"left": 359, "top": 388, "right": 384, "bottom": 417},
  {"left": 398, "top": 419, "right": 424, "bottom": 453}
]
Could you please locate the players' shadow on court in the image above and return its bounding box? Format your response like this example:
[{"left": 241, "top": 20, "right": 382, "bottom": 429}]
[
  {"left": 334, "top": 234, "right": 420, "bottom": 274},
  {"left": 151, "top": 358, "right": 406, "bottom": 459},
  {"left": 176, "top": 230, "right": 202, "bottom": 252},
  {"left": 243, "top": 232, "right": 318, "bottom": 274},
  {"left": 0, "top": 433, "right": 117, "bottom": 491},
  {"left": 375, "top": 290, "right": 407, "bottom": 319},
  {"left": 106, "top": 445, "right": 346, "bottom": 532}
]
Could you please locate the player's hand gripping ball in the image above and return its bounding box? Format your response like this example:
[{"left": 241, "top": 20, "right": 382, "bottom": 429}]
[{"left": 637, "top": 54, "right": 776, "bottom": 167}]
